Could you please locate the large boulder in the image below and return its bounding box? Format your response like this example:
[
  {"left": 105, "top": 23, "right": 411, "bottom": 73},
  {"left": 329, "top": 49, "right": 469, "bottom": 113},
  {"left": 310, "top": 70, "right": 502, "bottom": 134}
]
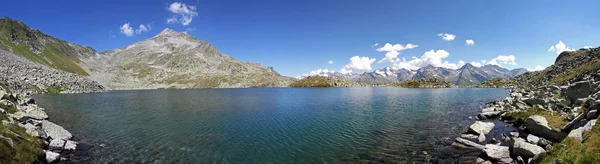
[
  {"left": 468, "top": 121, "right": 495, "bottom": 135},
  {"left": 453, "top": 137, "right": 485, "bottom": 150},
  {"left": 11, "top": 106, "right": 48, "bottom": 121},
  {"left": 522, "top": 98, "right": 546, "bottom": 106},
  {"left": 483, "top": 144, "right": 511, "bottom": 161},
  {"left": 64, "top": 140, "right": 77, "bottom": 150},
  {"left": 564, "top": 81, "right": 592, "bottom": 105},
  {"left": 524, "top": 115, "right": 567, "bottom": 142},
  {"left": 42, "top": 120, "right": 72, "bottom": 140},
  {"left": 513, "top": 138, "right": 546, "bottom": 159}
]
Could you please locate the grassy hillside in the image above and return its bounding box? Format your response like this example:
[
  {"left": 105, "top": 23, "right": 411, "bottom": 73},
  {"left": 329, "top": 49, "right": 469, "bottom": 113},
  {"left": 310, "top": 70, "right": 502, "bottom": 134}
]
[{"left": 0, "top": 17, "right": 94, "bottom": 76}]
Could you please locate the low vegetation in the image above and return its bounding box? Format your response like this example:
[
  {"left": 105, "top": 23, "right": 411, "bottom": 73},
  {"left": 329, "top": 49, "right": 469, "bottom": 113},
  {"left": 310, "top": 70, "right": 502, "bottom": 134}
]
[
  {"left": 289, "top": 76, "right": 360, "bottom": 88},
  {"left": 539, "top": 120, "right": 600, "bottom": 163},
  {"left": 502, "top": 107, "right": 567, "bottom": 129},
  {"left": 0, "top": 103, "right": 44, "bottom": 163},
  {"left": 384, "top": 78, "right": 453, "bottom": 88}
]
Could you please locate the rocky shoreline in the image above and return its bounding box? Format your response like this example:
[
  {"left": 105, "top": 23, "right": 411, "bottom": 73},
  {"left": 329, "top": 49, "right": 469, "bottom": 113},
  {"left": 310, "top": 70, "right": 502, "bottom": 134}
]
[
  {"left": 0, "top": 49, "right": 105, "bottom": 163},
  {"left": 451, "top": 48, "right": 600, "bottom": 163}
]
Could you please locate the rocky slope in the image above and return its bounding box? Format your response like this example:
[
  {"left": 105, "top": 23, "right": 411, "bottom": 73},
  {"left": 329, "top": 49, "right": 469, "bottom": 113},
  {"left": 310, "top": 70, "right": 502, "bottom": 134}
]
[
  {"left": 311, "top": 64, "right": 527, "bottom": 86},
  {"left": 451, "top": 47, "right": 600, "bottom": 163},
  {"left": 0, "top": 17, "right": 96, "bottom": 76},
  {"left": 0, "top": 49, "right": 104, "bottom": 94},
  {"left": 82, "top": 29, "right": 294, "bottom": 89}
]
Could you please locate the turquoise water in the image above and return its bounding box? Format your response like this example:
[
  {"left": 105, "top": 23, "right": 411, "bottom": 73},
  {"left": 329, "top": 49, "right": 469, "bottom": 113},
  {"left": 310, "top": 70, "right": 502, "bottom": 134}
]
[{"left": 35, "top": 87, "right": 509, "bottom": 163}]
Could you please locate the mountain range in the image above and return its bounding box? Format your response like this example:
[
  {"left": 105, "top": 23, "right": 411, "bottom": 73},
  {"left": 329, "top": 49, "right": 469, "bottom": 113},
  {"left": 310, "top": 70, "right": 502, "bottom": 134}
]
[
  {"left": 0, "top": 17, "right": 294, "bottom": 89},
  {"left": 310, "top": 64, "right": 528, "bottom": 86},
  {"left": 0, "top": 17, "right": 527, "bottom": 88}
]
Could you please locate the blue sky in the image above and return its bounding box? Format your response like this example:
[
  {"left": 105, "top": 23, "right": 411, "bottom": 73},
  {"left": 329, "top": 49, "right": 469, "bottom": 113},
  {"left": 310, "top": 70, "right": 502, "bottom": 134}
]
[{"left": 2, "top": 0, "right": 600, "bottom": 77}]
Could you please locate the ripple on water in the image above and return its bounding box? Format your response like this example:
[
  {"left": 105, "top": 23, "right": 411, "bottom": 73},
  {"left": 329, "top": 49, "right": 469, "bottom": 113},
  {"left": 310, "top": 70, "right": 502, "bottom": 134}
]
[{"left": 35, "top": 87, "right": 509, "bottom": 163}]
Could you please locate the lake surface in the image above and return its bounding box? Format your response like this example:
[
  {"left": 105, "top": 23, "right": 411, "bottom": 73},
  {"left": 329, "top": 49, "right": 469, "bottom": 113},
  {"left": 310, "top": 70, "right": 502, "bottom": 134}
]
[{"left": 35, "top": 87, "right": 509, "bottom": 163}]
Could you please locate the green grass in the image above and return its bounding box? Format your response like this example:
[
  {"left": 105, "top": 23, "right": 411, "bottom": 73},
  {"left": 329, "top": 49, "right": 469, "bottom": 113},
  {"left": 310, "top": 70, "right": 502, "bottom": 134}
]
[
  {"left": 0, "top": 115, "right": 44, "bottom": 163},
  {"left": 539, "top": 120, "right": 600, "bottom": 163},
  {"left": 0, "top": 19, "right": 90, "bottom": 76},
  {"left": 502, "top": 107, "right": 568, "bottom": 130},
  {"left": 552, "top": 59, "right": 600, "bottom": 85},
  {"left": 23, "top": 83, "right": 43, "bottom": 94},
  {"left": 288, "top": 76, "right": 334, "bottom": 88},
  {"left": 45, "top": 86, "right": 64, "bottom": 94}
]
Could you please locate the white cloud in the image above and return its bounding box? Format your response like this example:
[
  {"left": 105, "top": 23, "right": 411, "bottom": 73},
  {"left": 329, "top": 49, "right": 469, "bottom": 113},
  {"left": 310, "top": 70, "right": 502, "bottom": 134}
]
[
  {"left": 465, "top": 39, "right": 475, "bottom": 46},
  {"left": 528, "top": 65, "right": 546, "bottom": 71},
  {"left": 372, "top": 43, "right": 379, "bottom": 48},
  {"left": 120, "top": 23, "right": 134, "bottom": 37},
  {"left": 391, "top": 50, "right": 465, "bottom": 70},
  {"left": 167, "top": 2, "right": 198, "bottom": 26},
  {"left": 487, "top": 55, "right": 517, "bottom": 66},
  {"left": 135, "top": 24, "right": 149, "bottom": 34},
  {"left": 470, "top": 62, "right": 482, "bottom": 67},
  {"left": 437, "top": 33, "right": 456, "bottom": 41},
  {"left": 302, "top": 68, "right": 334, "bottom": 77},
  {"left": 184, "top": 28, "right": 196, "bottom": 33},
  {"left": 375, "top": 43, "right": 419, "bottom": 63},
  {"left": 547, "top": 41, "right": 574, "bottom": 55},
  {"left": 584, "top": 46, "right": 594, "bottom": 49},
  {"left": 328, "top": 60, "right": 333, "bottom": 64},
  {"left": 340, "top": 56, "right": 376, "bottom": 74}
]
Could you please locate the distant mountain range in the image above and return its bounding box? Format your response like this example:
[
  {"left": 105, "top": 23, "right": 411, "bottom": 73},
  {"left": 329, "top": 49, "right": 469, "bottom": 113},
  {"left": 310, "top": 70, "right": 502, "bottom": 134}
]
[
  {"left": 308, "top": 64, "right": 528, "bottom": 86},
  {"left": 0, "top": 17, "right": 527, "bottom": 89}
]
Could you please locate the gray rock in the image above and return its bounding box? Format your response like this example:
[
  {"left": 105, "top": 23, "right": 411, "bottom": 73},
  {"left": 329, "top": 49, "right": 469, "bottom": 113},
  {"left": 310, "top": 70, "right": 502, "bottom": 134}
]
[
  {"left": 565, "top": 81, "right": 592, "bottom": 104},
  {"left": 11, "top": 105, "right": 48, "bottom": 121},
  {"left": 563, "top": 112, "right": 587, "bottom": 131},
  {"left": 526, "top": 134, "right": 540, "bottom": 144},
  {"left": 587, "top": 110, "right": 598, "bottom": 120},
  {"left": 461, "top": 134, "right": 479, "bottom": 140},
  {"left": 524, "top": 115, "right": 567, "bottom": 142},
  {"left": 523, "top": 98, "right": 546, "bottom": 106},
  {"left": 468, "top": 121, "right": 495, "bottom": 135},
  {"left": 538, "top": 137, "right": 553, "bottom": 147},
  {"left": 517, "top": 156, "right": 525, "bottom": 164},
  {"left": 49, "top": 139, "right": 66, "bottom": 150},
  {"left": 478, "top": 133, "right": 486, "bottom": 143},
  {"left": 483, "top": 144, "right": 510, "bottom": 161},
  {"left": 64, "top": 140, "right": 77, "bottom": 150},
  {"left": 567, "top": 127, "right": 584, "bottom": 141},
  {"left": 583, "top": 119, "right": 597, "bottom": 131},
  {"left": 478, "top": 111, "right": 504, "bottom": 119},
  {"left": 18, "top": 123, "right": 39, "bottom": 137},
  {"left": 513, "top": 138, "right": 546, "bottom": 158},
  {"left": 454, "top": 137, "right": 485, "bottom": 150},
  {"left": 0, "top": 107, "right": 5, "bottom": 114},
  {"left": 482, "top": 161, "right": 492, "bottom": 164},
  {"left": 42, "top": 120, "right": 72, "bottom": 140},
  {"left": 45, "top": 150, "right": 60, "bottom": 163}
]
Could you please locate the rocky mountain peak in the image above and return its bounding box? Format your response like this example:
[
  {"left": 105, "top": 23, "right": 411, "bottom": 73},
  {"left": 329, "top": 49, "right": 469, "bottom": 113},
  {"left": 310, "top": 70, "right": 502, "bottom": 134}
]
[
  {"left": 155, "top": 28, "right": 183, "bottom": 37},
  {"left": 460, "top": 63, "right": 476, "bottom": 70}
]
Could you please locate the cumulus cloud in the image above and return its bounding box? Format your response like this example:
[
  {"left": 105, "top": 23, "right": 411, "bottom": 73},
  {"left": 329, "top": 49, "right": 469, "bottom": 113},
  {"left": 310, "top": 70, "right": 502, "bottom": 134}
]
[
  {"left": 547, "top": 41, "right": 574, "bottom": 55},
  {"left": 437, "top": 33, "right": 456, "bottom": 41},
  {"left": 528, "top": 65, "right": 546, "bottom": 71},
  {"left": 487, "top": 55, "right": 517, "bottom": 66},
  {"left": 167, "top": 2, "right": 198, "bottom": 26},
  {"left": 120, "top": 23, "right": 134, "bottom": 37},
  {"left": 301, "top": 68, "right": 335, "bottom": 77},
  {"left": 135, "top": 24, "right": 150, "bottom": 34},
  {"left": 465, "top": 39, "right": 475, "bottom": 46},
  {"left": 375, "top": 43, "right": 419, "bottom": 63},
  {"left": 584, "top": 46, "right": 595, "bottom": 49},
  {"left": 391, "top": 50, "right": 465, "bottom": 70},
  {"left": 328, "top": 60, "right": 333, "bottom": 64},
  {"left": 470, "top": 62, "right": 482, "bottom": 67},
  {"left": 340, "top": 56, "right": 376, "bottom": 74}
]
